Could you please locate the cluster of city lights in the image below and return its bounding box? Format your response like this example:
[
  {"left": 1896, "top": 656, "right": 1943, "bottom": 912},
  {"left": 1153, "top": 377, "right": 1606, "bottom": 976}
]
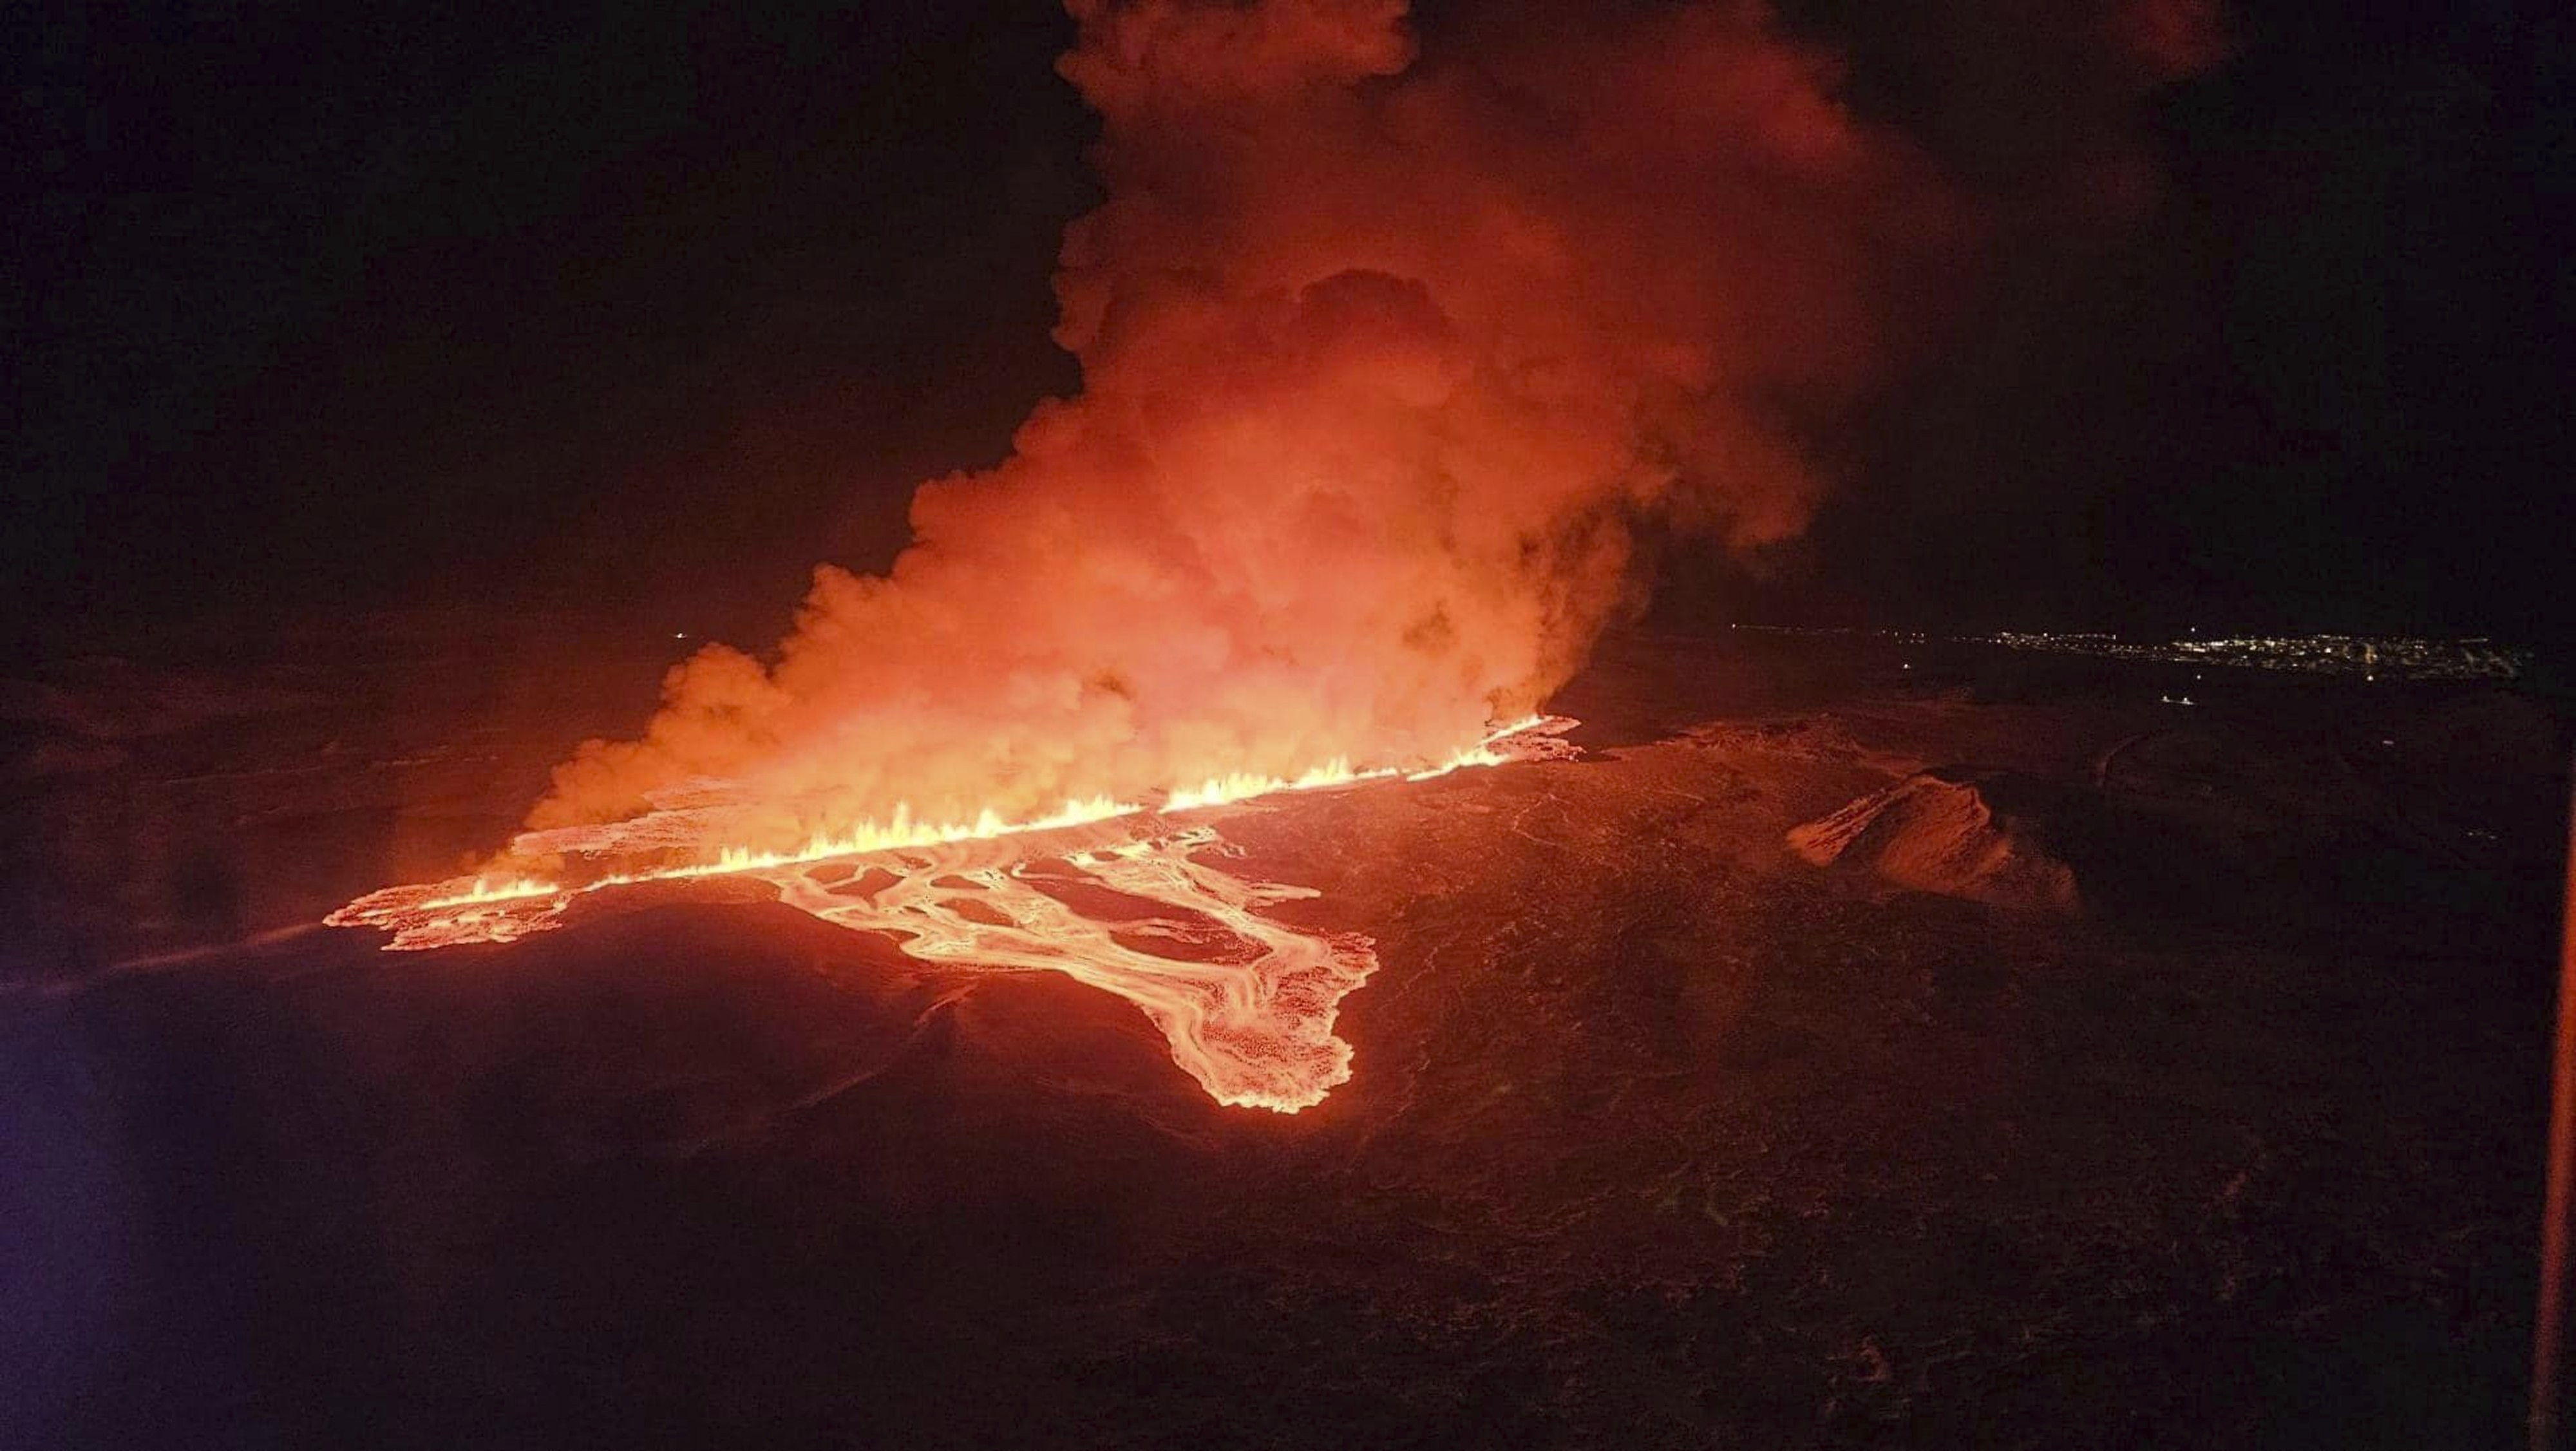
[
  {"left": 1729, "top": 624, "right": 2525, "bottom": 682},
  {"left": 1984, "top": 631, "right": 2524, "bottom": 681}
]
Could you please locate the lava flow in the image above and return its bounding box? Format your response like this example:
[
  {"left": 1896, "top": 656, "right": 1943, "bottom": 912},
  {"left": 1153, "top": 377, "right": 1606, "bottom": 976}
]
[{"left": 330, "top": 716, "right": 1577, "bottom": 1110}]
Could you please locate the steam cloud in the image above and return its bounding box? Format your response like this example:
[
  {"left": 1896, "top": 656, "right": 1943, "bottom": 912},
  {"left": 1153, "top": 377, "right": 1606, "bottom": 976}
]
[{"left": 520, "top": 0, "right": 2221, "bottom": 858}]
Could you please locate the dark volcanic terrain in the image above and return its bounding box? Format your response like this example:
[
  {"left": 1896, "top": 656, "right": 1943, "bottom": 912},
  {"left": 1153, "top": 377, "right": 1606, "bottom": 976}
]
[{"left": 3, "top": 624, "right": 2566, "bottom": 1448}]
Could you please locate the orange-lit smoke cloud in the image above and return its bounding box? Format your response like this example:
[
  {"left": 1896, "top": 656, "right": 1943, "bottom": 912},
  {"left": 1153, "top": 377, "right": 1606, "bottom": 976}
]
[{"left": 520, "top": 0, "right": 2195, "bottom": 853}]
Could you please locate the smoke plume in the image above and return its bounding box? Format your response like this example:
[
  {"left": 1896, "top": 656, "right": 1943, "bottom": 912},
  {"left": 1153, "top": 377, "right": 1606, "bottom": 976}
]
[{"left": 519, "top": 0, "right": 2215, "bottom": 859}]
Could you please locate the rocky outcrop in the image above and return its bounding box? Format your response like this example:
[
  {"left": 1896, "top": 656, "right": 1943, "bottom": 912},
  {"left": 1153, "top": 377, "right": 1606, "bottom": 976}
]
[{"left": 1789, "top": 768, "right": 2079, "bottom": 914}]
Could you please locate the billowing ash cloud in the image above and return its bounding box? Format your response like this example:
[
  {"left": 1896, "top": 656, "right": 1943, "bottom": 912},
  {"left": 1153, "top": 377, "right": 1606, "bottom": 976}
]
[{"left": 521, "top": 0, "right": 2220, "bottom": 854}]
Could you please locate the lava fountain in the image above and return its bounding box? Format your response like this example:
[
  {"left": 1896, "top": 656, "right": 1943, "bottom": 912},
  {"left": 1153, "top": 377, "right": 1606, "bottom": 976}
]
[
  {"left": 330, "top": 717, "right": 1577, "bottom": 1110},
  {"left": 326, "top": 0, "right": 2212, "bottom": 1110},
  {"left": 324, "top": 0, "right": 1923, "bottom": 1111}
]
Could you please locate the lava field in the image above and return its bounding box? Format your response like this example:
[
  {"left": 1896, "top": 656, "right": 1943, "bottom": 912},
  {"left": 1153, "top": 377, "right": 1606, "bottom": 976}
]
[{"left": 3, "top": 623, "right": 2564, "bottom": 1448}]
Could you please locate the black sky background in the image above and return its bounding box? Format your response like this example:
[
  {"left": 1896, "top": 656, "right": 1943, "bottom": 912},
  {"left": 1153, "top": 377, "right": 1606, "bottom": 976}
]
[{"left": 6, "top": 0, "right": 2569, "bottom": 649}]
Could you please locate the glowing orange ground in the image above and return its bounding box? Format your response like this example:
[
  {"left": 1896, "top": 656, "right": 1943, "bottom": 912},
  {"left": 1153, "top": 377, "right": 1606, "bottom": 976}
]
[{"left": 330, "top": 716, "right": 1578, "bottom": 1110}]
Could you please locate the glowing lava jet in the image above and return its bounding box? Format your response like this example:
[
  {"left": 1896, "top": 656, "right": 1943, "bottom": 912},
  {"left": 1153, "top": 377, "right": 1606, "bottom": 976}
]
[{"left": 330, "top": 716, "right": 1577, "bottom": 1111}]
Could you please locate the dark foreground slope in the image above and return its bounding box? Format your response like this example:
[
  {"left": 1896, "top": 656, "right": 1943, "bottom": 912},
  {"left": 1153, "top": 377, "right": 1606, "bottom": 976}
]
[{"left": 3, "top": 626, "right": 2565, "bottom": 1448}]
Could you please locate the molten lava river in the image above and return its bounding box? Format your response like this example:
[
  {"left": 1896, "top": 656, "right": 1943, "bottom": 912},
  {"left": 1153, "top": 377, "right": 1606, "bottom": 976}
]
[{"left": 331, "top": 717, "right": 1577, "bottom": 1112}]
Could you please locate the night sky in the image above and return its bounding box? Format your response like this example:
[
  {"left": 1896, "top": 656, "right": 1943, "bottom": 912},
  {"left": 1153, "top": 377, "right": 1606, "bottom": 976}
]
[{"left": 8, "top": 0, "right": 2568, "bottom": 643}]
